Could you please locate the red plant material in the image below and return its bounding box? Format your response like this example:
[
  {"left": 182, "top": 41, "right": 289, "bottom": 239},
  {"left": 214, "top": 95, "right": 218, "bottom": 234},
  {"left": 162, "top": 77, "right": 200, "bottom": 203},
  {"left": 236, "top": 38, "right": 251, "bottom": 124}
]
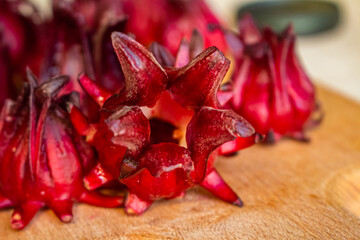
[
  {"left": 187, "top": 107, "right": 255, "bottom": 183},
  {"left": 0, "top": 70, "right": 122, "bottom": 230},
  {"left": 52, "top": 0, "right": 127, "bottom": 91},
  {"left": 169, "top": 47, "right": 229, "bottom": 109},
  {"left": 0, "top": 0, "right": 41, "bottom": 105},
  {"left": 103, "top": 32, "right": 168, "bottom": 109},
  {"left": 70, "top": 32, "right": 256, "bottom": 215},
  {"left": 149, "top": 31, "right": 254, "bottom": 156},
  {"left": 224, "top": 14, "right": 321, "bottom": 144},
  {"left": 122, "top": 0, "right": 227, "bottom": 54},
  {"left": 0, "top": 1, "right": 39, "bottom": 65},
  {"left": 37, "top": 1, "right": 128, "bottom": 121},
  {"left": 0, "top": 40, "right": 11, "bottom": 106}
]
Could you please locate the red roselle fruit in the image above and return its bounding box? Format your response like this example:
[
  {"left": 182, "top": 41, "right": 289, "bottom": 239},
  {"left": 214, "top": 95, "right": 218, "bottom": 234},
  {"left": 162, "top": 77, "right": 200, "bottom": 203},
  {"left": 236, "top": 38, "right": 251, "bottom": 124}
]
[
  {"left": 222, "top": 14, "right": 322, "bottom": 145},
  {"left": 0, "top": 70, "right": 123, "bottom": 230},
  {"left": 69, "top": 32, "right": 257, "bottom": 214},
  {"left": 122, "top": 0, "right": 227, "bottom": 55}
]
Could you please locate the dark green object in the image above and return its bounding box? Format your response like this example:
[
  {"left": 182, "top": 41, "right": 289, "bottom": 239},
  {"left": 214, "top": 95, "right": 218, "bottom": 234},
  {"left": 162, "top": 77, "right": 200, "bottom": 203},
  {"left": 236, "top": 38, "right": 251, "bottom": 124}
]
[{"left": 237, "top": 0, "right": 340, "bottom": 35}]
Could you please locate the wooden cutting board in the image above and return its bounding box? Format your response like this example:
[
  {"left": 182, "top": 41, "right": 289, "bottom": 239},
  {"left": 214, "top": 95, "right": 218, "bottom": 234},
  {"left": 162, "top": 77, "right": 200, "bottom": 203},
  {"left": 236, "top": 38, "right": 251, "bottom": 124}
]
[{"left": 1, "top": 86, "right": 359, "bottom": 240}]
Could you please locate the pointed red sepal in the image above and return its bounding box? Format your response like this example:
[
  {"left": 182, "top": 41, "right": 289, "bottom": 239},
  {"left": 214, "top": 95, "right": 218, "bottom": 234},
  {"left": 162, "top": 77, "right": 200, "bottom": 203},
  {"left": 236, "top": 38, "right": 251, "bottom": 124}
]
[
  {"left": 35, "top": 75, "right": 70, "bottom": 100},
  {"left": 124, "top": 192, "right": 153, "bottom": 215},
  {"left": 10, "top": 202, "right": 44, "bottom": 230},
  {"left": 238, "top": 13, "right": 262, "bottom": 45},
  {"left": 67, "top": 103, "right": 92, "bottom": 136},
  {"left": 102, "top": 32, "right": 168, "bottom": 110},
  {"left": 169, "top": 46, "right": 230, "bottom": 109},
  {"left": 78, "top": 73, "right": 112, "bottom": 107},
  {"left": 84, "top": 163, "right": 114, "bottom": 190},
  {"left": 31, "top": 97, "right": 51, "bottom": 177},
  {"left": 163, "top": 30, "right": 205, "bottom": 85},
  {"left": 50, "top": 200, "right": 74, "bottom": 223},
  {"left": 223, "top": 29, "right": 244, "bottom": 59},
  {"left": 149, "top": 42, "right": 175, "bottom": 67},
  {"left": 187, "top": 107, "right": 255, "bottom": 183},
  {"left": 200, "top": 169, "right": 243, "bottom": 207},
  {"left": 80, "top": 191, "right": 124, "bottom": 208},
  {"left": 28, "top": 68, "right": 39, "bottom": 178},
  {"left": 174, "top": 39, "right": 191, "bottom": 68},
  {"left": 189, "top": 29, "right": 205, "bottom": 60}
]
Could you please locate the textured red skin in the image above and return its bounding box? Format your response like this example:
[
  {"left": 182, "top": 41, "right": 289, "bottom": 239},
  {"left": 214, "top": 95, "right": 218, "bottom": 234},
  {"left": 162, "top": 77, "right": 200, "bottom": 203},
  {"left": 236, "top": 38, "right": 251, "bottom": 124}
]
[
  {"left": 77, "top": 105, "right": 248, "bottom": 214},
  {"left": 122, "top": 0, "right": 227, "bottom": 55},
  {"left": 71, "top": 103, "right": 151, "bottom": 186},
  {"left": 91, "top": 107, "right": 151, "bottom": 177},
  {"left": 149, "top": 34, "right": 251, "bottom": 156},
  {"left": 102, "top": 32, "right": 168, "bottom": 110},
  {"left": 227, "top": 14, "right": 319, "bottom": 142},
  {"left": 121, "top": 143, "right": 194, "bottom": 202},
  {"left": 0, "top": 72, "right": 122, "bottom": 230},
  {"left": 70, "top": 33, "right": 256, "bottom": 215},
  {"left": 169, "top": 46, "right": 230, "bottom": 109},
  {"left": 187, "top": 107, "right": 255, "bottom": 183},
  {"left": 149, "top": 34, "right": 235, "bottom": 147},
  {"left": 115, "top": 107, "right": 252, "bottom": 208}
]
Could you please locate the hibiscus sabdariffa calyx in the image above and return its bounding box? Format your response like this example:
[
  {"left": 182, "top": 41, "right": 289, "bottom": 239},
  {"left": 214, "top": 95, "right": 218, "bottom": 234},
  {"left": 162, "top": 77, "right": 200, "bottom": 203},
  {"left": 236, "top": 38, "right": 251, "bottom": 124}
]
[
  {"left": 223, "top": 14, "right": 322, "bottom": 144},
  {"left": 69, "top": 32, "right": 258, "bottom": 215},
  {"left": 0, "top": 69, "right": 123, "bottom": 230}
]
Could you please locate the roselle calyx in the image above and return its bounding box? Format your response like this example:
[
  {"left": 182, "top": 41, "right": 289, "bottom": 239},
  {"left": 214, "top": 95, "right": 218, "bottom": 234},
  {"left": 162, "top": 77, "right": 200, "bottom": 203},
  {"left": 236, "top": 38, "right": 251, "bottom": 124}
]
[
  {"left": 224, "top": 14, "right": 322, "bottom": 145},
  {"left": 70, "top": 32, "right": 257, "bottom": 215},
  {"left": 0, "top": 70, "right": 123, "bottom": 230}
]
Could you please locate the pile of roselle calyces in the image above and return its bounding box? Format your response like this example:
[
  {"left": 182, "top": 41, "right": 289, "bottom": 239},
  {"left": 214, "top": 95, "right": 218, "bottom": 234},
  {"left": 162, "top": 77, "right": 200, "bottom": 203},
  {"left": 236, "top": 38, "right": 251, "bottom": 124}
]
[{"left": 0, "top": 0, "right": 322, "bottom": 230}]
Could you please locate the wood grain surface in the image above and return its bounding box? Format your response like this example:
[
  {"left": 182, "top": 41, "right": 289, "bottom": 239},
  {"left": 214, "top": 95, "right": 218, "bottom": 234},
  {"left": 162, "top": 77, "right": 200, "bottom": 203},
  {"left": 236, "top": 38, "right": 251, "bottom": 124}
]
[{"left": 0, "top": 86, "right": 359, "bottom": 240}]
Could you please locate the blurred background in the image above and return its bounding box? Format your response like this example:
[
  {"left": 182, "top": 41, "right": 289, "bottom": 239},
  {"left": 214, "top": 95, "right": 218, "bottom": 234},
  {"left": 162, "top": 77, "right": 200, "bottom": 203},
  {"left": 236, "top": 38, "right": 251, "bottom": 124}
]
[
  {"left": 207, "top": 0, "right": 360, "bottom": 103},
  {"left": 30, "top": 0, "right": 360, "bottom": 103}
]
